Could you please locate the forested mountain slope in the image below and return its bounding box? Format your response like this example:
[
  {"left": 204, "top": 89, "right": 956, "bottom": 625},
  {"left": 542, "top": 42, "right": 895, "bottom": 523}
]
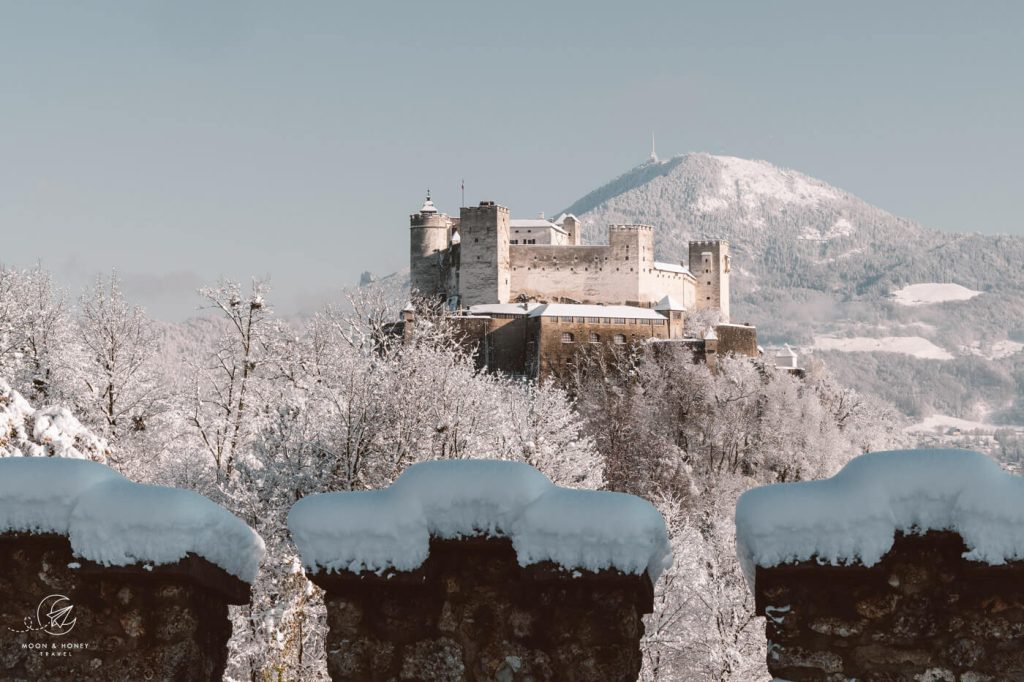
[{"left": 563, "top": 153, "right": 1024, "bottom": 426}]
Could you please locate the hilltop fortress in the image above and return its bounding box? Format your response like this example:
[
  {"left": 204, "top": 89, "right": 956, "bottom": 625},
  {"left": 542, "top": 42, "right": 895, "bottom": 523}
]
[
  {"left": 410, "top": 195, "right": 730, "bottom": 317},
  {"left": 406, "top": 194, "right": 760, "bottom": 380}
]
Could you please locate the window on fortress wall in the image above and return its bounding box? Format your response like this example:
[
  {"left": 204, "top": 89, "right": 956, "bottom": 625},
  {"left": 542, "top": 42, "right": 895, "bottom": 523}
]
[
  {"left": 561, "top": 332, "right": 574, "bottom": 343},
  {"left": 559, "top": 316, "right": 573, "bottom": 322},
  {"left": 628, "top": 319, "right": 637, "bottom": 325},
  {"left": 586, "top": 317, "right": 599, "bottom": 323},
  {"left": 601, "top": 318, "right": 611, "bottom": 323},
  {"left": 589, "top": 332, "right": 600, "bottom": 343},
  {"left": 654, "top": 319, "right": 666, "bottom": 326},
  {"left": 612, "top": 318, "right": 625, "bottom": 324},
  {"left": 613, "top": 334, "right": 626, "bottom": 345}
]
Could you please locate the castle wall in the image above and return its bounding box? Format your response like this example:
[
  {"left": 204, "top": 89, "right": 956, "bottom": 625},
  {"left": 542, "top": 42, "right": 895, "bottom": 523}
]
[
  {"left": 509, "top": 241, "right": 694, "bottom": 307},
  {"left": 755, "top": 531, "right": 1024, "bottom": 680},
  {"left": 459, "top": 203, "right": 510, "bottom": 306},
  {"left": 0, "top": 533, "right": 248, "bottom": 682},
  {"left": 310, "top": 537, "right": 654, "bottom": 682},
  {"left": 510, "top": 224, "right": 570, "bottom": 246},
  {"left": 641, "top": 268, "right": 696, "bottom": 308},
  {"left": 715, "top": 324, "right": 758, "bottom": 358},
  {"left": 509, "top": 245, "right": 640, "bottom": 304},
  {"left": 450, "top": 316, "right": 531, "bottom": 376},
  {"left": 532, "top": 315, "right": 670, "bottom": 382}
]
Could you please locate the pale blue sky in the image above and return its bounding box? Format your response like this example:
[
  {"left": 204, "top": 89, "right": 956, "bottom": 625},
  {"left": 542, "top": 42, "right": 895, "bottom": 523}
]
[{"left": 1, "top": 1, "right": 1021, "bottom": 318}]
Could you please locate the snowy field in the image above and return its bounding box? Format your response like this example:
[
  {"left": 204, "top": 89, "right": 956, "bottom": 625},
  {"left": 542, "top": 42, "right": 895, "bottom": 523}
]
[
  {"left": 907, "top": 414, "right": 995, "bottom": 433},
  {"left": 811, "top": 335, "right": 953, "bottom": 360},
  {"left": 960, "top": 339, "right": 1024, "bottom": 360},
  {"left": 891, "top": 282, "right": 982, "bottom": 306}
]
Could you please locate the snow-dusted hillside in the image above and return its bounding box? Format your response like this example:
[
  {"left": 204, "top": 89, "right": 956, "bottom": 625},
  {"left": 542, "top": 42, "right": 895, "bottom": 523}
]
[
  {"left": 563, "top": 153, "right": 925, "bottom": 265},
  {"left": 811, "top": 335, "right": 953, "bottom": 361},
  {"left": 560, "top": 152, "right": 1024, "bottom": 429}
]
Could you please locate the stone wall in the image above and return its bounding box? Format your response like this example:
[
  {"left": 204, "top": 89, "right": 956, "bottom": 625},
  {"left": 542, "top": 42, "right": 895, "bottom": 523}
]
[
  {"left": 715, "top": 323, "right": 758, "bottom": 358},
  {"left": 754, "top": 530, "right": 1024, "bottom": 681},
  {"left": 310, "top": 537, "right": 654, "bottom": 682},
  {"left": 0, "top": 532, "right": 249, "bottom": 682},
  {"left": 449, "top": 316, "right": 529, "bottom": 375},
  {"left": 532, "top": 316, "right": 669, "bottom": 382},
  {"left": 508, "top": 241, "right": 695, "bottom": 308}
]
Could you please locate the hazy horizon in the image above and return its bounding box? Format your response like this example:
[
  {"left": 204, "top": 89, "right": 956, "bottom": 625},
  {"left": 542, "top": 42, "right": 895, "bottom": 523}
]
[{"left": 2, "top": 1, "right": 1021, "bottom": 320}]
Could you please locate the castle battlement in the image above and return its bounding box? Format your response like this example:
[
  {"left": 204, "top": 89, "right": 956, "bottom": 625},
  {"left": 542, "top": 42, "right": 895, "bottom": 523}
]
[{"left": 608, "top": 224, "right": 654, "bottom": 232}]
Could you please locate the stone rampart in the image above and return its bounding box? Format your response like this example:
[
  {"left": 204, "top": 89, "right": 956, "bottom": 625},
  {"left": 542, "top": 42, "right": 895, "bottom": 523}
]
[
  {"left": 309, "top": 537, "right": 654, "bottom": 682},
  {"left": 0, "top": 533, "right": 250, "bottom": 681}
]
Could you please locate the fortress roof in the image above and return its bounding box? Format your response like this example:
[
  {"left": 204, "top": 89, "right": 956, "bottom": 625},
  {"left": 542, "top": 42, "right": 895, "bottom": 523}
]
[
  {"left": 528, "top": 303, "right": 666, "bottom": 320},
  {"left": 510, "top": 218, "right": 568, "bottom": 234},
  {"left": 776, "top": 344, "right": 797, "bottom": 358},
  {"left": 419, "top": 196, "right": 438, "bottom": 214},
  {"left": 654, "top": 295, "right": 685, "bottom": 311},
  {"left": 467, "top": 303, "right": 540, "bottom": 317},
  {"left": 652, "top": 261, "right": 691, "bottom": 275}
]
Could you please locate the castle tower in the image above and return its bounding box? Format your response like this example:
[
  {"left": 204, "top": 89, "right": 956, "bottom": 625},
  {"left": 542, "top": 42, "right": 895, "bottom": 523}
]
[
  {"left": 561, "top": 214, "right": 582, "bottom": 246},
  {"left": 703, "top": 326, "right": 719, "bottom": 371},
  {"left": 458, "top": 201, "right": 510, "bottom": 306},
  {"left": 688, "top": 240, "right": 731, "bottom": 322},
  {"left": 409, "top": 192, "right": 453, "bottom": 300},
  {"left": 609, "top": 224, "right": 654, "bottom": 304},
  {"left": 608, "top": 224, "right": 654, "bottom": 268}
]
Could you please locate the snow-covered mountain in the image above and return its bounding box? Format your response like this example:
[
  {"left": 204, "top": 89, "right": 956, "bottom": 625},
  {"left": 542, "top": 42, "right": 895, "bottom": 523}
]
[
  {"left": 565, "top": 151, "right": 925, "bottom": 258},
  {"left": 561, "top": 153, "right": 1024, "bottom": 429}
]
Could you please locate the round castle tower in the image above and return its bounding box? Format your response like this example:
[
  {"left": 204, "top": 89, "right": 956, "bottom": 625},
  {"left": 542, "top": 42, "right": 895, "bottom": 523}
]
[{"left": 409, "top": 192, "right": 453, "bottom": 300}]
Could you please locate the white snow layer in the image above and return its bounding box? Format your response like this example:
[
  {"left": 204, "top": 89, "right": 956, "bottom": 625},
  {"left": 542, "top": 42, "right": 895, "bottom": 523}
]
[
  {"left": 735, "top": 449, "right": 1024, "bottom": 592},
  {"left": 0, "top": 457, "right": 265, "bottom": 583},
  {"left": 289, "top": 460, "right": 672, "bottom": 582},
  {"left": 811, "top": 335, "right": 953, "bottom": 360},
  {"left": 1, "top": 379, "right": 109, "bottom": 461},
  {"left": 891, "top": 282, "right": 982, "bottom": 306}
]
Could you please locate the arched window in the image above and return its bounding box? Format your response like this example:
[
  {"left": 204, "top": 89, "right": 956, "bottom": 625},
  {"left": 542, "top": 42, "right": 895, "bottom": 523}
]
[
  {"left": 561, "top": 332, "right": 574, "bottom": 344},
  {"left": 588, "top": 332, "right": 600, "bottom": 344},
  {"left": 613, "top": 333, "right": 627, "bottom": 345}
]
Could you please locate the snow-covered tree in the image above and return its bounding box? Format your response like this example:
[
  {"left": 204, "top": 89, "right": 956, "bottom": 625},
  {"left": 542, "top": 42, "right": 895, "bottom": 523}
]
[
  {"left": 572, "top": 343, "right": 904, "bottom": 680},
  {"left": 0, "top": 267, "right": 77, "bottom": 404},
  {"left": 73, "top": 273, "right": 166, "bottom": 471},
  {"left": 188, "top": 279, "right": 274, "bottom": 478}
]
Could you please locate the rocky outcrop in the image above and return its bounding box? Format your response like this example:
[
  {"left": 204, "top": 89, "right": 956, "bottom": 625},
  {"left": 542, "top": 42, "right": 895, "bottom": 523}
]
[
  {"left": 755, "top": 531, "right": 1024, "bottom": 681},
  {"left": 310, "top": 537, "right": 654, "bottom": 682},
  {"left": 0, "top": 533, "right": 250, "bottom": 681}
]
